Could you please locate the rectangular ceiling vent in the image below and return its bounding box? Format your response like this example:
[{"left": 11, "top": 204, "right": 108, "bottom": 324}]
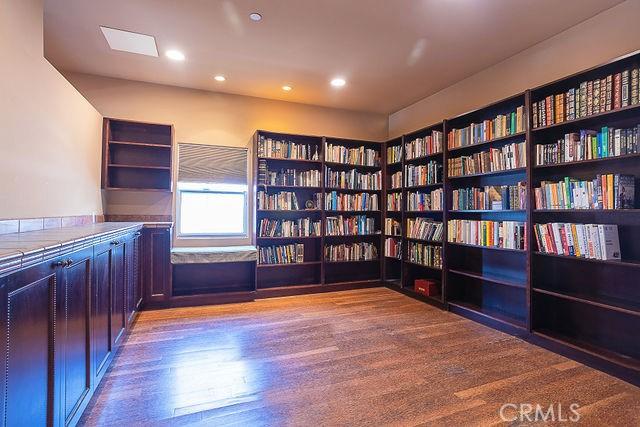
[{"left": 100, "top": 26, "right": 158, "bottom": 57}]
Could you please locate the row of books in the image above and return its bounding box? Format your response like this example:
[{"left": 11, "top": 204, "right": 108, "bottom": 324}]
[
  {"left": 390, "top": 171, "right": 402, "bottom": 189},
  {"left": 447, "top": 141, "right": 526, "bottom": 177},
  {"left": 406, "top": 218, "right": 443, "bottom": 241},
  {"left": 385, "top": 218, "right": 401, "bottom": 236},
  {"left": 325, "top": 242, "right": 378, "bottom": 262},
  {"left": 534, "top": 174, "right": 635, "bottom": 210},
  {"left": 258, "top": 136, "right": 320, "bottom": 160},
  {"left": 387, "top": 193, "right": 402, "bottom": 211},
  {"left": 405, "top": 131, "right": 444, "bottom": 159},
  {"left": 325, "top": 191, "right": 379, "bottom": 211},
  {"left": 535, "top": 126, "right": 640, "bottom": 166},
  {"left": 265, "top": 168, "right": 321, "bottom": 187},
  {"left": 258, "top": 244, "right": 305, "bottom": 265},
  {"left": 534, "top": 223, "right": 621, "bottom": 261},
  {"left": 406, "top": 189, "right": 443, "bottom": 211},
  {"left": 387, "top": 145, "right": 402, "bottom": 164},
  {"left": 258, "top": 218, "right": 321, "bottom": 237},
  {"left": 452, "top": 183, "right": 527, "bottom": 211},
  {"left": 385, "top": 238, "right": 401, "bottom": 259},
  {"left": 447, "top": 106, "right": 526, "bottom": 149},
  {"left": 258, "top": 191, "right": 302, "bottom": 210},
  {"left": 325, "top": 215, "right": 378, "bottom": 236},
  {"left": 447, "top": 220, "right": 526, "bottom": 250},
  {"left": 532, "top": 68, "right": 640, "bottom": 128},
  {"left": 405, "top": 162, "right": 442, "bottom": 187},
  {"left": 325, "top": 168, "right": 382, "bottom": 190},
  {"left": 324, "top": 143, "right": 380, "bottom": 167},
  {"left": 407, "top": 242, "right": 442, "bottom": 269}
]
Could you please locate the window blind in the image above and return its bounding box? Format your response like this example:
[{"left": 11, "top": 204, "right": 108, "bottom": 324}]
[{"left": 177, "top": 143, "right": 248, "bottom": 185}]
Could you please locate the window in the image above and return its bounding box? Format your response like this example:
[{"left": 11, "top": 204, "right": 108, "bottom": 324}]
[{"left": 176, "top": 143, "right": 249, "bottom": 238}]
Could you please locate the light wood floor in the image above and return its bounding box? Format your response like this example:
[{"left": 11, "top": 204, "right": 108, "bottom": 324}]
[{"left": 79, "top": 288, "right": 640, "bottom": 426}]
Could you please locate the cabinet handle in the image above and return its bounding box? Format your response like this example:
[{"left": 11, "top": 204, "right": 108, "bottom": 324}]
[
  {"left": 52, "top": 260, "right": 66, "bottom": 268},
  {"left": 65, "top": 259, "right": 73, "bottom": 267},
  {"left": 134, "top": 232, "right": 141, "bottom": 237},
  {"left": 111, "top": 240, "right": 120, "bottom": 245}
]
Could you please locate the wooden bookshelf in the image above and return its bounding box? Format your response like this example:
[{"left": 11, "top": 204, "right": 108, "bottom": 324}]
[
  {"left": 254, "top": 131, "right": 383, "bottom": 290},
  {"left": 528, "top": 50, "right": 640, "bottom": 384},
  {"left": 102, "top": 118, "right": 173, "bottom": 191},
  {"left": 383, "top": 136, "right": 403, "bottom": 286}
]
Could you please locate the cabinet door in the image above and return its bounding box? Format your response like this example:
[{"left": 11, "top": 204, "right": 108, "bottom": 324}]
[
  {"left": 133, "top": 234, "right": 143, "bottom": 311},
  {"left": 1, "top": 259, "right": 64, "bottom": 427},
  {"left": 143, "top": 227, "right": 171, "bottom": 304},
  {"left": 126, "top": 233, "right": 141, "bottom": 326},
  {"left": 60, "top": 249, "right": 92, "bottom": 425},
  {"left": 111, "top": 242, "right": 126, "bottom": 348},
  {"left": 92, "top": 246, "right": 112, "bottom": 380}
]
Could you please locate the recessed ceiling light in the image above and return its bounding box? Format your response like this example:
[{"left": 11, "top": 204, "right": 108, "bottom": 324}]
[
  {"left": 282, "top": 85, "right": 292, "bottom": 92},
  {"left": 214, "top": 75, "right": 226, "bottom": 82},
  {"left": 330, "top": 77, "right": 346, "bottom": 88},
  {"left": 249, "top": 12, "right": 262, "bottom": 21},
  {"left": 100, "top": 26, "right": 158, "bottom": 57},
  {"left": 165, "top": 50, "right": 185, "bottom": 61}
]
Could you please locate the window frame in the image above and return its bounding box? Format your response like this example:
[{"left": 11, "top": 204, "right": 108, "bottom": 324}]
[{"left": 176, "top": 186, "right": 249, "bottom": 238}]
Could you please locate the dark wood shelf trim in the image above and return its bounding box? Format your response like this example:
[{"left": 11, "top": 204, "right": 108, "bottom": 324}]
[
  {"left": 105, "top": 187, "right": 172, "bottom": 192},
  {"left": 257, "top": 156, "right": 322, "bottom": 164},
  {"left": 533, "top": 152, "right": 640, "bottom": 169},
  {"left": 325, "top": 187, "right": 382, "bottom": 192},
  {"left": 404, "top": 260, "right": 442, "bottom": 271},
  {"left": 447, "top": 242, "right": 526, "bottom": 253},
  {"left": 259, "top": 184, "right": 322, "bottom": 190},
  {"left": 405, "top": 237, "right": 442, "bottom": 245},
  {"left": 533, "top": 251, "right": 640, "bottom": 268},
  {"left": 404, "top": 183, "right": 443, "bottom": 190},
  {"left": 324, "top": 161, "right": 381, "bottom": 170},
  {"left": 404, "top": 151, "right": 444, "bottom": 162},
  {"left": 447, "top": 131, "right": 526, "bottom": 153},
  {"left": 450, "top": 209, "right": 526, "bottom": 213},
  {"left": 108, "top": 164, "right": 171, "bottom": 171},
  {"left": 531, "top": 103, "right": 640, "bottom": 132},
  {"left": 109, "top": 140, "right": 172, "bottom": 149},
  {"left": 256, "top": 235, "right": 321, "bottom": 240},
  {"left": 448, "top": 301, "right": 526, "bottom": 330},
  {"left": 257, "top": 261, "right": 322, "bottom": 268},
  {"left": 324, "top": 259, "right": 380, "bottom": 264},
  {"left": 448, "top": 167, "right": 526, "bottom": 180}
]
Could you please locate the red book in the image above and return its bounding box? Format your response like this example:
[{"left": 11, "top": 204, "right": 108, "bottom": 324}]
[
  {"left": 559, "top": 224, "right": 570, "bottom": 255},
  {"left": 415, "top": 279, "right": 439, "bottom": 297},
  {"left": 614, "top": 73, "right": 622, "bottom": 109}
]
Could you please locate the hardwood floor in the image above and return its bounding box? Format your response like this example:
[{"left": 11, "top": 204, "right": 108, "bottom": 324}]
[{"left": 79, "top": 287, "right": 640, "bottom": 426}]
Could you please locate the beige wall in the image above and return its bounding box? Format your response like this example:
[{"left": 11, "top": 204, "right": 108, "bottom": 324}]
[
  {"left": 389, "top": 0, "right": 640, "bottom": 137},
  {"left": 0, "top": 0, "right": 103, "bottom": 220},
  {"left": 64, "top": 73, "right": 388, "bottom": 218}
]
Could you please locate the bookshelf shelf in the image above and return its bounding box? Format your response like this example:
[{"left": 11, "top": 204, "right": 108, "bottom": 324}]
[
  {"left": 450, "top": 209, "right": 526, "bottom": 214},
  {"left": 449, "top": 268, "right": 526, "bottom": 289},
  {"left": 324, "top": 161, "right": 381, "bottom": 170},
  {"left": 447, "top": 131, "right": 527, "bottom": 153},
  {"left": 260, "top": 184, "right": 322, "bottom": 190},
  {"left": 449, "top": 301, "right": 527, "bottom": 330},
  {"left": 109, "top": 140, "right": 172, "bottom": 149},
  {"left": 325, "top": 259, "right": 379, "bottom": 264},
  {"left": 108, "top": 164, "right": 171, "bottom": 170},
  {"left": 325, "top": 187, "right": 382, "bottom": 193},
  {"left": 257, "top": 156, "right": 322, "bottom": 165},
  {"left": 257, "top": 261, "right": 322, "bottom": 268},
  {"left": 256, "top": 236, "right": 321, "bottom": 240},
  {"left": 405, "top": 238, "right": 442, "bottom": 245},
  {"left": 533, "top": 288, "right": 640, "bottom": 318},
  {"left": 404, "top": 261, "right": 442, "bottom": 271},
  {"left": 404, "top": 183, "right": 443, "bottom": 190},
  {"left": 404, "top": 152, "right": 444, "bottom": 163}
]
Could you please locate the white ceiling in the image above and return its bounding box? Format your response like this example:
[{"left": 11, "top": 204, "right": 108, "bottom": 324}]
[{"left": 44, "top": 0, "right": 624, "bottom": 114}]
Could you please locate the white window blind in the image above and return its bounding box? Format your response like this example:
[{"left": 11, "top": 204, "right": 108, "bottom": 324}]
[{"left": 177, "top": 143, "right": 248, "bottom": 185}]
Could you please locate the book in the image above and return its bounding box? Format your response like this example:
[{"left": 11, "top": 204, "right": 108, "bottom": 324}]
[
  {"left": 621, "top": 69, "right": 630, "bottom": 108},
  {"left": 534, "top": 174, "right": 635, "bottom": 210},
  {"left": 535, "top": 223, "right": 621, "bottom": 261},
  {"left": 325, "top": 242, "right": 378, "bottom": 262}
]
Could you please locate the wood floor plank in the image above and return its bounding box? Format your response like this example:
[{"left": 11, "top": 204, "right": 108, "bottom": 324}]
[{"left": 79, "top": 287, "right": 640, "bottom": 426}]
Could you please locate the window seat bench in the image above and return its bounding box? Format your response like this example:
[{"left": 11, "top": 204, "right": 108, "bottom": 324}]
[{"left": 170, "top": 246, "right": 257, "bottom": 303}]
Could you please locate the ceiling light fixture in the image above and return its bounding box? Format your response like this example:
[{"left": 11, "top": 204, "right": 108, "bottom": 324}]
[
  {"left": 165, "top": 50, "right": 185, "bottom": 61},
  {"left": 249, "top": 13, "right": 262, "bottom": 21},
  {"left": 282, "top": 85, "right": 292, "bottom": 92},
  {"left": 330, "top": 77, "right": 346, "bottom": 88},
  {"left": 214, "top": 75, "right": 226, "bottom": 82}
]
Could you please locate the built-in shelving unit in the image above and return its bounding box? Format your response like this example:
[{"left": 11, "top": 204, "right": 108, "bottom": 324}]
[
  {"left": 102, "top": 118, "right": 173, "bottom": 191},
  {"left": 253, "top": 131, "right": 382, "bottom": 294}
]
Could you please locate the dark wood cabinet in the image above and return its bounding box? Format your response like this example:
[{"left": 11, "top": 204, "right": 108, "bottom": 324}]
[
  {"left": 127, "top": 232, "right": 142, "bottom": 325},
  {"left": 143, "top": 226, "right": 172, "bottom": 306}
]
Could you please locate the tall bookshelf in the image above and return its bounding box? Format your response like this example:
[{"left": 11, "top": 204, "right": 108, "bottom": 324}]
[
  {"left": 400, "top": 123, "right": 446, "bottom": 306},
  {"left": 382, "top": 136, "right": 403, "bottom": 287},
  {"left": 254, "top": 131, "right": 382, "bottom": 296},
  {"left": 444, "top": 93, "right": 529, "bottom": 333},
  {"left": 528, "top": 51, "right": 640, "bottom": 380}
]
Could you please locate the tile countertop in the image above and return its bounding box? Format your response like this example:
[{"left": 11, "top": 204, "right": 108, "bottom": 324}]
[{"left": 0, "top": 222, "right": 144, "bottom": 274}]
